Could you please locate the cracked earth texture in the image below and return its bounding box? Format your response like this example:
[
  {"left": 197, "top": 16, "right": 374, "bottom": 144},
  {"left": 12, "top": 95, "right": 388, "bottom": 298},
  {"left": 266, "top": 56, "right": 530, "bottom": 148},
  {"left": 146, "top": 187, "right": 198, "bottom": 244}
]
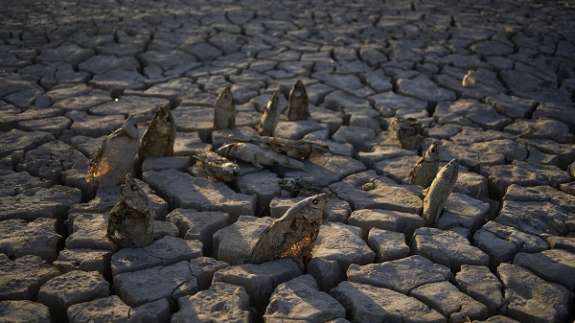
[{"left": 1, "top": 0, "right": 575, "bottom": 322}]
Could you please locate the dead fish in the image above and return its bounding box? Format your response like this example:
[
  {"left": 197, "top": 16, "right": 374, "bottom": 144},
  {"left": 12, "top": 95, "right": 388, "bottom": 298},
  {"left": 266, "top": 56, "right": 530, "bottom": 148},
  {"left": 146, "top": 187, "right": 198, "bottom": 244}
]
[
  {"left": 87, "top": 116, "right": 139, "bottom": 187},
  {"left": 279, "top": 177, "right": 324, "bottom": 196},
  {"left": 250, "top": 193, "right": 327, "bottom": 263},
  {"left": 236, "top": 135, "right": 329, "bottom": 160},
  {"left": 191, "top": 150, "right": 239, "bottom": 182},
  {"left": 462, "top": 70, "right": 476, "bottom": 88},
  {"left": 409, "top": 143, "right": 440, "bottom": 188},
  {"left": 216, "top": 142, "right": 305, "bottom": 169},
  {"left": 386, "top": 117, "right": 423, "bottom": 150},
  {"left": 137, "top": 105, "right": 176, "bottom": 169},
  {"left": 256, "top": 91, "right": 281, "bottom": 136},
  {"left": 287, "top": 80, "right": 309, "bottom": 121},
  {"left": 422, "top": 159, "right": 459, "bottom": 226},
  {"left": 107, "top": 174, "right": 154, "bottom": 248},
  {"left": 213, "top": 86, "right": 236, "bottom": 130}
]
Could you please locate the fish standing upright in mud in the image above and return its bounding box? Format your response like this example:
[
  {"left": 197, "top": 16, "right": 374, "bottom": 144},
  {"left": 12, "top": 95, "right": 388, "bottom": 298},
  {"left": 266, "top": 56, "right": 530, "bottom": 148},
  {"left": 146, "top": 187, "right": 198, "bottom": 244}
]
[
  {"left": 87, "top": 116, "right": 140, "bottom": 187},
  {"left": 287, "top": 80, "right": 310, "bottom": 121},
  {"left": 137, "top": 105, "right": 176, "bottom": 172},
  {"left": 250, "top": 193, "right": 327, "bottom": 264},
  {"left": 216, "top": 142, "right": 305, "bottom": 169},
  {"left": 107, "top": 174, "right": 154, "bottom": 248},
  {"left": 409, "top": 143, "right": 440, "bottom": 188},
  {"left": 422, "top": 159, "right": 459, "bottom": 226},
  {"left": 256, "top": 91, "right": 281, "bottom": 136},
  {"left": 213, "top": 86, "right": 236, "bottom": 130}
]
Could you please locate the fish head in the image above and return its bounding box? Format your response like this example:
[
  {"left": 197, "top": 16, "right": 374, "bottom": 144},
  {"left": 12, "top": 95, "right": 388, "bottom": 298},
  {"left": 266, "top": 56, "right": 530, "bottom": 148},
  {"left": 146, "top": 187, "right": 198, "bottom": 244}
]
[
  {"left": 215, "top": 143, "right": 237, "bottom": 158},
  {"left": 221, "top": 162, "right": 240, "bottom": 180},
  {"left": 442, "top": 159, "right": 460, "bottom": 184},
  {"left": 265, "top": 91, "right": 279, "bottom": 111},
  {"left": 424, "top": 143, "right": 439, "bottom": 161},
  {"left": 122, "top": 115, "right": 139, "bottom": 139},
  {"left": 291, "top": 80, "right": 307, "bottom": 98},
  {"left": 216, "top": 86, "right": 234, "bottom": 109},
  {"left": 154, "top": 105, "right": 174, "bottom": 134},
  {"left": 120, "top": 174, "right": 150, "bottom": 212},
  {"left": 293, "top": 193, "right": 327, "bottom": 224}
]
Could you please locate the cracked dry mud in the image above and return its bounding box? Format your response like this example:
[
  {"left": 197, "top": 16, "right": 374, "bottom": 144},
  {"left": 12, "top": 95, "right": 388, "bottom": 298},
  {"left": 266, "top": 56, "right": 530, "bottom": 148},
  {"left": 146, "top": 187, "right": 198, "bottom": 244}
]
[{"left": 1, "top": 0, "right": 575, "bottom": 322}]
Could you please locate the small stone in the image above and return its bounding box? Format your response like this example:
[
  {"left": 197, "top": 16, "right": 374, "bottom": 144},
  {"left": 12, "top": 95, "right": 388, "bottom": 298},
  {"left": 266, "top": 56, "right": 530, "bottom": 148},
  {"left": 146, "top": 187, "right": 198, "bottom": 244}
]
[
  {"left": 0, "top": 300, "right": 50, "bottom": 323},
  {"left": 331, "top": 281, "right": 445, "bottom": 323},
  {"left": 212, "top": 258, "right": 302, "bottom": 305},
  {"left": 411, "top": 227, "right": 489, "bottom": 270},
  {"left": 172, "top": 282, "right": 250, "bottom": 323},
  {"left": 38, "top": 270, "right": 110, "bottom": 319},
  {"left": 0, "top": 185, "right": 81, "bottom": 221},
  {"left": 455, "top": 265, "right": 503, "bottom": 313},
  {"left": 264, "top": 275, "right": 346, "bottom": 322},
  {"left": 368, "top": 228, "right": 410, "bottom": 262}
]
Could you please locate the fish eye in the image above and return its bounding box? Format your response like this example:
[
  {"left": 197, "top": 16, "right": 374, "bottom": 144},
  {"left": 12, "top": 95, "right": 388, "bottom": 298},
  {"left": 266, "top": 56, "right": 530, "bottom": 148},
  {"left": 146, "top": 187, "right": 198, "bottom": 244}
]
[{"left": 312, "top": 199, "right": 318, "bottom": 205}]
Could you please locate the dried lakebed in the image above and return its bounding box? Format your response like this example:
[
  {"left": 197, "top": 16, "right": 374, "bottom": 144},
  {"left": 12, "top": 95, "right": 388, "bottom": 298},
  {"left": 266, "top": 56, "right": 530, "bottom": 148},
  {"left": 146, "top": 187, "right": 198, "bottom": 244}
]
[{"left": 1, "top": 0, "right": 575, "bottom": 322}]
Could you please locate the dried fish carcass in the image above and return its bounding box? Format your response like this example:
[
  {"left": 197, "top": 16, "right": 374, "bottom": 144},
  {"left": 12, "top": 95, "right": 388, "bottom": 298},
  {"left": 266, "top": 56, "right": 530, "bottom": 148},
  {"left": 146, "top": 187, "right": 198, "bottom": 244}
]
[
  {"left": 286, "top": 80, "right": 310, "bottom": 121},
  {"left": 87, "top": 116, "right": 139, "bottom": 187},
  {"left": 216, "top": 142, "right": 305, "bottom": 170},
  {"left": 256, "top": 91, "right": 282, "bottom": 136},
  {"left": 107, "top": 174, "right": 154, "bottom": 248},
  {"left": 191, "top": 150, "right": 240, "bottom": 182},
  {"left": 422, "top": 159, "right": 459, "bottom": 226},
  {"left": 213, "top": 86, "right": 236, "bottom": 130},
  {"left": 250, "top": 193, "right": 327, "bottom": 263}
]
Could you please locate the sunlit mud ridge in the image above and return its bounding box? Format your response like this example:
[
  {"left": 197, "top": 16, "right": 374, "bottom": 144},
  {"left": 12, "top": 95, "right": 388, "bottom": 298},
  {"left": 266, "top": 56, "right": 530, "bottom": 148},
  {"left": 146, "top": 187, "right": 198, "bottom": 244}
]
[{"left": 1, "top": 0, "right": 575, "bottom": 322}]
